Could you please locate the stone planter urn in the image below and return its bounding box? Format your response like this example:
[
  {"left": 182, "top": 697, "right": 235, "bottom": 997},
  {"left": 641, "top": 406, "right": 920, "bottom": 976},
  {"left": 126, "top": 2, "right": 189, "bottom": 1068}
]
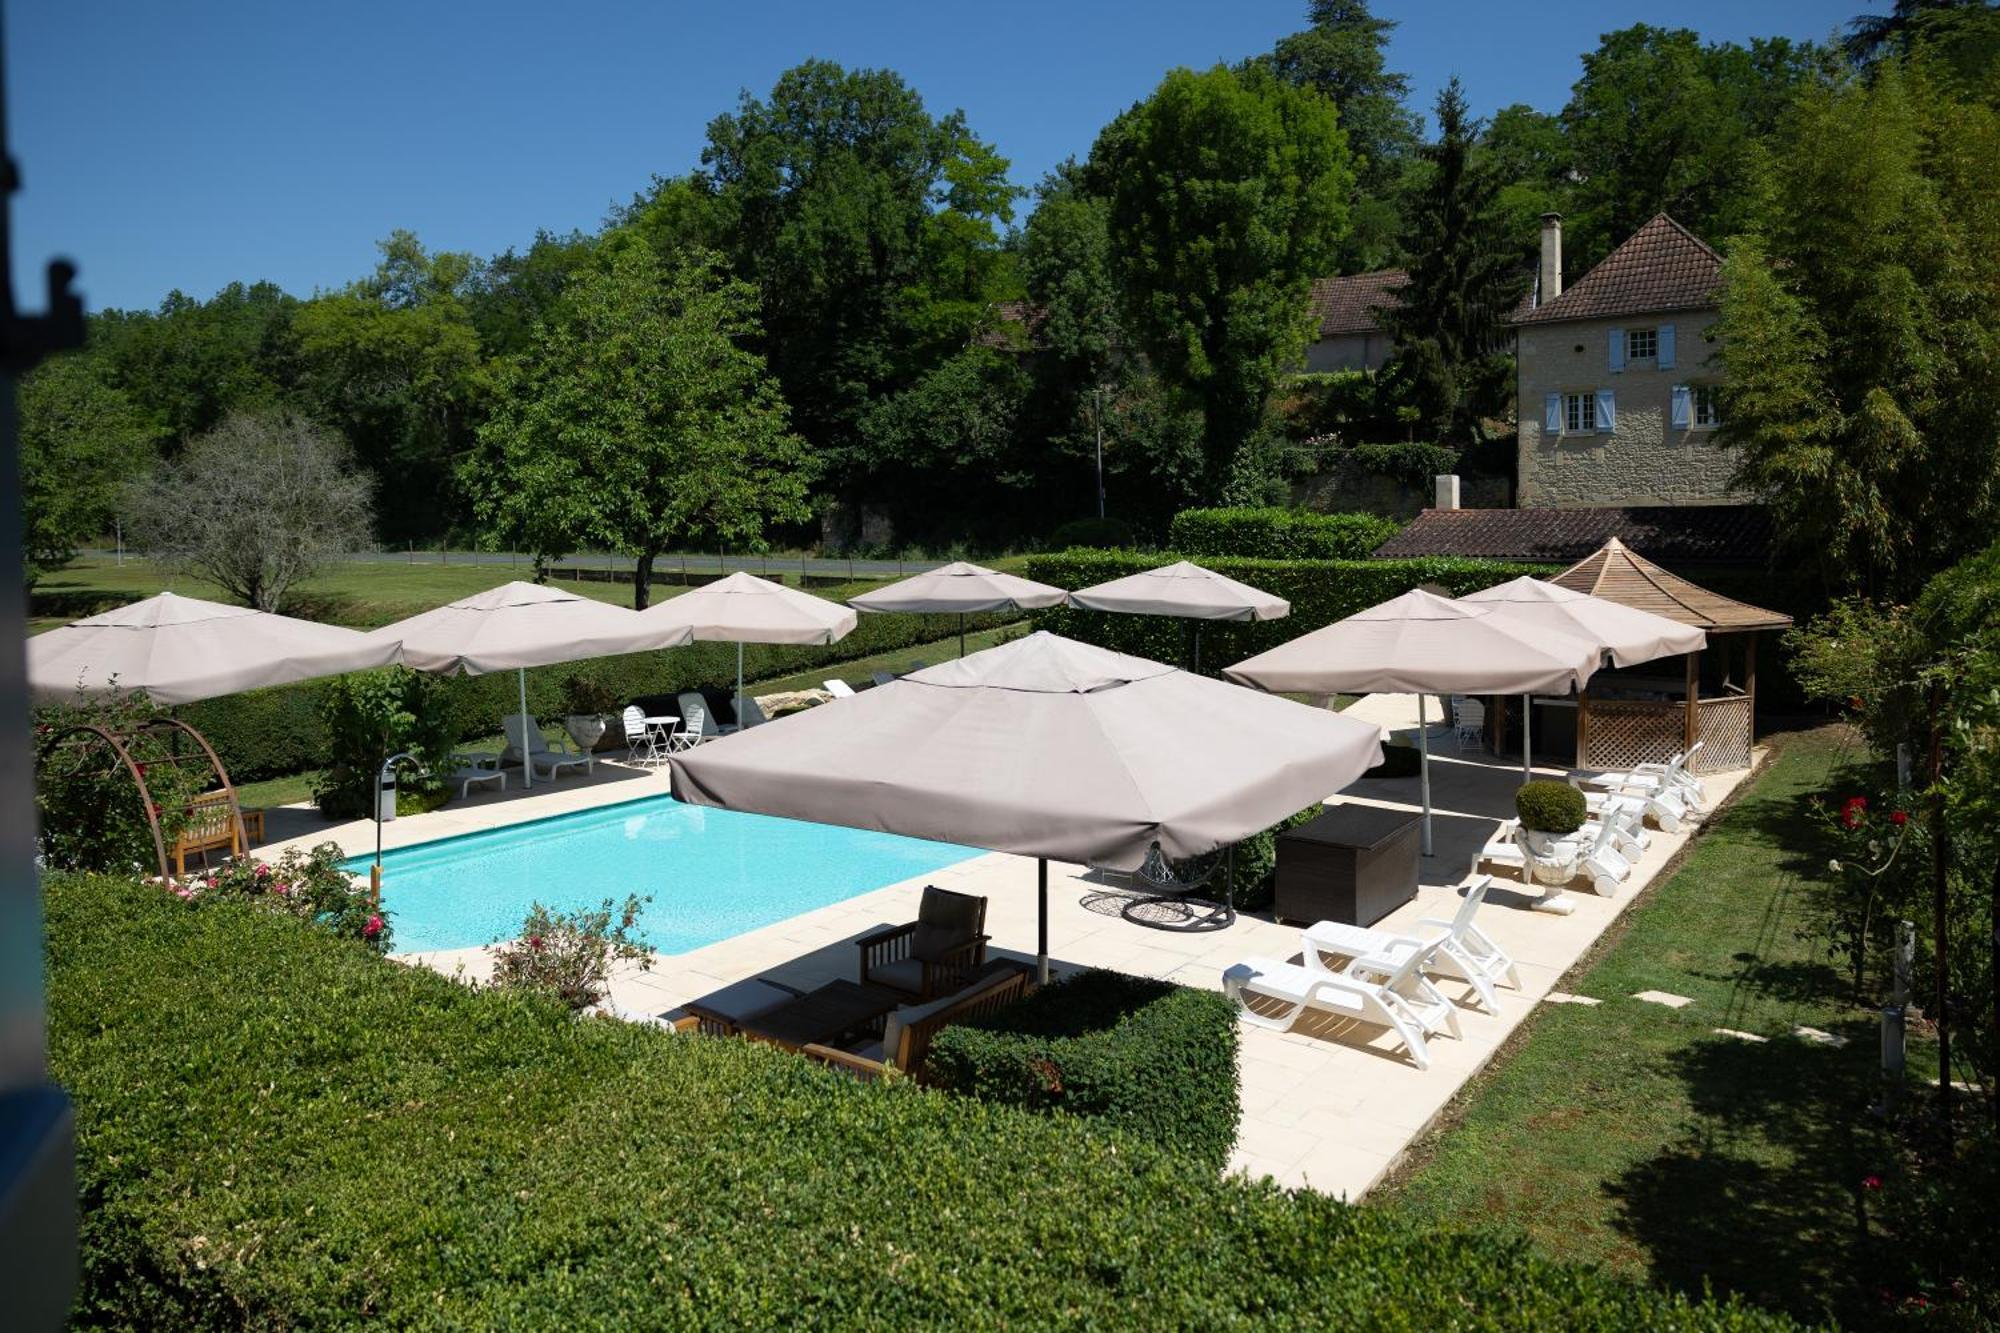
[
  {"left": 564, "top": 713, "right": 608, "bottom": 752},
  {"left": 1521, "top": 828, "right": 1581, "bottom": 915}
]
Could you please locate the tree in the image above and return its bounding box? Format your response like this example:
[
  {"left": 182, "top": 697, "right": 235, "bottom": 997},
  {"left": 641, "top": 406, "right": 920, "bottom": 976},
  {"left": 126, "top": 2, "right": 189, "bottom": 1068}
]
[
  {"left": 1479, "top": 103, "right": 1575, "bottom": 252},
  {"left": 1714, "top": 60, "right": 2000, "bottom": 600},
  {"left": 1382, "top": 79, "right": 1530, "bottom": 441},
  {"left": 291, "top": 232, "right": 485, "bottom": 543},
  {"left": 18, "top": 353, "right": 162, "bottom": 584},
  {"left": 1091, "top": 64, "right": 1353, "bottom": 493},
  {"left": 1260, "top": 0, "right": 1420, "bottom": 271},
  {"left": 123, "top": 411, "right": 375, "bottom": 611},
  {"left": 467, "top": 240, "right": 814, "bottom": 610},
  {"left": 91, "top": 281, "right": 299, "bottom": 443},
  {"left": 693, "top": 60, "right": 1021, "bottom": 514},
  {"left": 1847, "top": 0, "right": 2000, "bottom": 69},
  {"left": 1560, "top": 26, "right": 1829, "bottom": 269}
]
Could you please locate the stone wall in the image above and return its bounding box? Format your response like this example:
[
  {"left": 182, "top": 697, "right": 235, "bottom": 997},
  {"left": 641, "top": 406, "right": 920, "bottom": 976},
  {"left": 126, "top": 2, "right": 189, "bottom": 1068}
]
[
  {"left": 1304, "top": 329, "right": 1393, "bottom": 373},
  {"left": 1515, "top": 311, "right": 1736, "bottom": 507},
  {"left": 1290, "top": 454, "right": 1509, "bottom": 519}
]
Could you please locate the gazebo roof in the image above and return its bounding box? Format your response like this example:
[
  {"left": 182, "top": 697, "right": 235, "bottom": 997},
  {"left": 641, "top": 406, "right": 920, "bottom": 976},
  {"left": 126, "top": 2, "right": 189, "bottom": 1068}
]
[{"left": 1552, "top": 537, "right": 1792, "bottom": 633}]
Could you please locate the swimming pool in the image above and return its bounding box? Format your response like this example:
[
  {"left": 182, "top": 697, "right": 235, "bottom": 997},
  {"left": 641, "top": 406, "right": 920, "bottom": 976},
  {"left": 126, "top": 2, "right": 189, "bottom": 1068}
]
[{"left": 346, "top": 797, "right": 980, "bottom": 955}]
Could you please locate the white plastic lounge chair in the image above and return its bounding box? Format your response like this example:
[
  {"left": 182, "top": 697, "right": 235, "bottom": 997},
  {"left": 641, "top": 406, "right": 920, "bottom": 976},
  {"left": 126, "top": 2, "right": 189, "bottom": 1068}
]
[
  {"left": 1583, "top": 742, "right": 1710, "bottom": 815},
  {"left": 1222, "top": 957, "right": 1443, "bottom": 1070},
  {"left": 676, "top": 692, "right": 724, "bottom": 745},
  {"left": 501, "top": 716, "right": 594, "bottom": 781},
  {"left": 1301, "top": 875, "right": 1519, "bottom": 1012},
  {"left": 1451, "top": 696, "right": 1485, "bottom": 749},
  {"left": 448, "top": 752, "right": 507, "bottom": 800},
  {"left": 823, "top": 678, "right": 857, "bottom": 699},
  {"left": 1481, "top": 816, "right": 1632, "bottom": 897}
]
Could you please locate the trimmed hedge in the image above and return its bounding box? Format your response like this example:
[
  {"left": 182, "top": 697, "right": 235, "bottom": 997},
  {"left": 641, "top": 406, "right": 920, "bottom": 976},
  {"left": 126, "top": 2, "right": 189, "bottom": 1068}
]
[
  {"left": 1169, "top": 507, "right": 1404, "bottom": 561},
  {"left": 1027, "top": 548, "right": 1558, "bottom": 677},
  {"left": 47, "top": 872, "right": 1793, "bottom": 1328},
  {"left": 175, "top": 587, "right": 1017, "bottom": 782},
  {"left": 926, "top": 969, "right": 1240, "bottom": 1170}
]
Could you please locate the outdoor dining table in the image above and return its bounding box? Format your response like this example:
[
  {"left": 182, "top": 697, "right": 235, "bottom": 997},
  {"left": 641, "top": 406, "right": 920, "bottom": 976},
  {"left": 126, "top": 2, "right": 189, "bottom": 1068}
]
[
  {"left": 641, "top": 715, "right": 688, "bottom": 751},
  {"left": 692, "top": 979, "right": 902, "bottom": 1052}
]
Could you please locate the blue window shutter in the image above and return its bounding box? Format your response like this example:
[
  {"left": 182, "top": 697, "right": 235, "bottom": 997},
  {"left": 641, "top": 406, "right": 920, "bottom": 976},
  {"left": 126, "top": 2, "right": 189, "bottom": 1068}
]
[
  {"left": 1608, "top": 328, "right": 1626, "bottom": 373},
  {"left": 1596, "top": 388, "right": 1616, "bottom": 432},
  {"left": 1545, "top": 393, "right": 1562, "bottom": 433},
  {"left": 1670, "top": 384, "right": 1691, "bottom": 429},
  {"left": 1657, "top": 323, "right": 1676, "bottom": 369}
]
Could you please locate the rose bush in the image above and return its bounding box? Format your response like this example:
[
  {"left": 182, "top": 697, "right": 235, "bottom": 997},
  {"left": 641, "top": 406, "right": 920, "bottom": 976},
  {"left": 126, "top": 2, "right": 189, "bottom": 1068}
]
[
  {"left": 487, "top": 895, "right": 650, "bottom": 1011},
  {"left": 148, "top": 841, "right": 391, "bottom": 952}
]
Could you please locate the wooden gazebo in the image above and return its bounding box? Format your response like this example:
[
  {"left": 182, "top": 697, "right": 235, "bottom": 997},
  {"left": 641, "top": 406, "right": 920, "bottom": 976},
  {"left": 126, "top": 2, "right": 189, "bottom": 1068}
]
[{"left": 1552, "top": 537, "right": 1791, "bottom": 775}]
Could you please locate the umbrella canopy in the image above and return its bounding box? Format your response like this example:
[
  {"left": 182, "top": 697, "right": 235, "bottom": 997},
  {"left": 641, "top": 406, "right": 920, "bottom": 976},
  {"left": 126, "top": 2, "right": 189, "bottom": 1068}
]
[
  {"left": 1068, "top": 560, "right": 1289, "bottom": 622},
  {"left": 29, "top": 591, "right": 400, "bottom": 706},
  {"left": 1224, "top": 589, "right": 1601, "bottom": 854},
  {"left": 671, "top": 631, "right": 1383, "bottom": 977},
  {"left": 1460, "top": 576, "right": 1706, "bottom": 668},
  {"left": 849, "top": 561, "right": 1065, "bottom": 658},
  {"left": 1222, "top": 589, "right": 1599, "bottom": 697},
  {"left": 849, "top": 561, "right": 1067, "bottom": 615},
  {"left": 374, "top": 581, "right": 690, "bottom": 675},
  {"left": 371, "top": 581, "right": 692, "bottom": 789},
  {"left": 642, "top": 571, "right": 856, "bottom": 645}
]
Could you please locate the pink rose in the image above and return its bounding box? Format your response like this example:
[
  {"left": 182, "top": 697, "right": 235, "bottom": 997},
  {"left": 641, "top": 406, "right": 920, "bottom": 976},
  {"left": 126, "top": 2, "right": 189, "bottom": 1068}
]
[{"left": 363, "top": 914, "right": 384, "bottom": 940}]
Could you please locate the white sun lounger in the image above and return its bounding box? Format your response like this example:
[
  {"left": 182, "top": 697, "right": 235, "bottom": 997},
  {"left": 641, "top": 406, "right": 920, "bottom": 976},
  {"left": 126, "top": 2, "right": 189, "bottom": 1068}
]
[
  {"left": 1582, "top": 742, "right": 1710, "bottom": 816},
  {"left": 1301, "top": 875, "right": 1519, "bottom": 1012},
  {"left": 823, "top": 678, "right": 857, "bottom": 699},
  {"left": 1222, "top": 956, "right": 1445, "bottom": 1070},
  {"left": 1481, "top": 815, "right": 1633, "bottom": 898},
  {"left": 501, "top": 716, "right": 594, "bottom": 781}
]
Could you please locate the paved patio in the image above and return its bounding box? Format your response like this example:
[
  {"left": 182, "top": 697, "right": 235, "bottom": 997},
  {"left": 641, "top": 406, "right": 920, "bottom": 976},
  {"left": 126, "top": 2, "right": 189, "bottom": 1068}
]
[{"left": 263, "top": 694, "right": 1756, "bottom": 1200}]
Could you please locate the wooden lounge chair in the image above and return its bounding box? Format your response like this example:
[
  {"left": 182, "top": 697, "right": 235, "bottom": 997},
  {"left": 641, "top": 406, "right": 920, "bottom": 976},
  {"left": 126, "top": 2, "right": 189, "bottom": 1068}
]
[
  {"left": 803, "top": 962, "right": 1032, "bottom": 1084},
  {"left": 857, "top": 885, "right": 990, "bottom": 1000}
]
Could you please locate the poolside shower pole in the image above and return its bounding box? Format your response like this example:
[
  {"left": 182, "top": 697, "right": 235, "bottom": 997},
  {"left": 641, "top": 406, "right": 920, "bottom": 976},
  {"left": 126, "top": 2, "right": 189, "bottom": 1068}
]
[{"left": 1037, "top": 858, "right": 1049, "bottom": 985}]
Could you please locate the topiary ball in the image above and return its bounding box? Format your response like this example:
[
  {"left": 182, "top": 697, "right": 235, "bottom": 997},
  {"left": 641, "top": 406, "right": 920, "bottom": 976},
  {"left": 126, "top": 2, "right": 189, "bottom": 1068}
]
[{"left": 1515, "top": 780, "right": 1586, "bottom": 835}]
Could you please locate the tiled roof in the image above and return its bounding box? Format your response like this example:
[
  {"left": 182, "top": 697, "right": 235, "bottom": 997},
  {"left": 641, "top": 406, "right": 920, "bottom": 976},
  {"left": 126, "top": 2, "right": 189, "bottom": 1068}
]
[
  {"left": 1553, "top": 537, "right": 1792, "bottom": 631},
  {"left": 1372, "top": 504, "right": 1773, "bottom": 565},
  {"left": 973, "top": 299, "right": 1047, "bottom": 351},
  {"left": 1306, "top": 270, "right": 1406, "bottom": 337},
  {"left": 1514, "top": 214, "right": 1722, "bottom": 326}
]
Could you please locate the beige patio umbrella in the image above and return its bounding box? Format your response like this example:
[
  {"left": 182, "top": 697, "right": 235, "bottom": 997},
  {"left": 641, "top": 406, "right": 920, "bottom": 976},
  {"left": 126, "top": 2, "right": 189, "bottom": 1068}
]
[
  {"left": 28, "top": 591, "right": 400, "bottom": 706},
  {"left": 642, "top": 572, "right": 857, "bottom": 726},
  {"left": 1461, "top": 576, "right": 1708, "bottom": 781},
  {"left": 371, "top": 581, "right": 694, "bottom": 788},
  {"left": 672, "top": 631, "right": 1382, "bottom": 980},
  {"left": 848, "top": 561, "right": 1067, "bottom": 656},
  {"left": 1224, "top": 589, "right": 1601, "bottom": 854},
  {"left": 1068, "top": 560, "right": 1289, "bottom": 671}
]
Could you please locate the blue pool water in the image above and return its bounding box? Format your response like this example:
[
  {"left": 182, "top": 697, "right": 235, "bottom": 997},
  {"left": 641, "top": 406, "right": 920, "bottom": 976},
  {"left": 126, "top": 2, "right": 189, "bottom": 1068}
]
[{"left": 345, "top": 797, "right": 979, "bottom": 955}]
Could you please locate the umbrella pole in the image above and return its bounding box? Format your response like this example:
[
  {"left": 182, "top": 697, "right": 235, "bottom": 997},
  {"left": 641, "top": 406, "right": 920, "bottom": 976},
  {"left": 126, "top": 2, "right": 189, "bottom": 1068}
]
[
  {"left": 1193, "top": 623, "right": 1203, "bottom": 675},
  {"left": 1417, "top": 692, "right": 1433, "bottom": 856},
  {"left": 1521, "top": 693, "right": 1533, "bottom": 782},
  {"left": 736, "top": 641, "right": 745, "bottom": 730},
  {"left": 959, "top": 612, "right": 966, "bottom": 658},
  {"left": 1037, "top": 857, "right": 1049, "bottom": 985},
  {"left": 518, "top": 667, "right": 532, "bottom": 789}
]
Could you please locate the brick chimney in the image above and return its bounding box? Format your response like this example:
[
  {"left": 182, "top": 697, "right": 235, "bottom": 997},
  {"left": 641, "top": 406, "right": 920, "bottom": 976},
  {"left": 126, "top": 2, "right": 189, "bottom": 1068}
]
[{"left": 1538, "top": 212, "right": 1563, "bottom": 306}]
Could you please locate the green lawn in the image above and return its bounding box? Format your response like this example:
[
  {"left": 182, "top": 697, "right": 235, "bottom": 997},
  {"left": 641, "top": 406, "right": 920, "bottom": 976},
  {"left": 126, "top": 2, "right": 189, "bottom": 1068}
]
[{"left": 1376, "top": 724, "right": 1903, "bottom": 1327}]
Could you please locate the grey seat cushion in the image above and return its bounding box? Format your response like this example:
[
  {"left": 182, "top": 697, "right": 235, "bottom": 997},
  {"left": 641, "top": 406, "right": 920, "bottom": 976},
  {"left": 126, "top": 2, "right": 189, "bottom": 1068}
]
[{"left": 868, "top": 957, "right": 926, "bottom": 995}]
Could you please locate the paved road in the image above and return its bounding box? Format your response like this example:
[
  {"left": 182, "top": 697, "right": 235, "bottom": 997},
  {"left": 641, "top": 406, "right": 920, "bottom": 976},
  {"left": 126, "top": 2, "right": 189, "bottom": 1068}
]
[{"left": 84, "top": 548, "right": 948, "bottom": 580}]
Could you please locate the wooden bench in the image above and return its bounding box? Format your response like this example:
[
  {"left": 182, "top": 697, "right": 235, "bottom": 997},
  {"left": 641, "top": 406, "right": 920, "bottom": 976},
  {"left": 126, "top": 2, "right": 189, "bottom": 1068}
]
[
  {"left": 802, "top": 963, "right": 1033, "bottom": 1085},
  {"left": 170, "top": 791, "right": 258, "bottom": 877}
]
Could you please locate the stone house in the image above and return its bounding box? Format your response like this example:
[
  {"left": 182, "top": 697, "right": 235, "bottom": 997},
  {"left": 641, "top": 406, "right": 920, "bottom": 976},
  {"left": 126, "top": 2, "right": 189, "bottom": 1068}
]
[
  {"left": 1511, "top": 213, "right": 1730, "bottom": 508},
  {"left": 1302, "top": 269, "right": 1404, "bottom": 372}
]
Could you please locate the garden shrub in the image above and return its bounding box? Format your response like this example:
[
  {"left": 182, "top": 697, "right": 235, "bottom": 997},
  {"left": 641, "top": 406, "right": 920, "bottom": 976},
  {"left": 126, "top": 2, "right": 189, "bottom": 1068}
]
[
  {"left": 313, "top": 668, "right": 457, "bottom": 818},
  {"left": 926, "top": 969, "right": 1240, "bottom": 1170},
  {"left": 1027, "top": 548, "right": 1552, "bottom": 676},
  {"left": 1047, "top": 515, "right": 1137, "bottom": 549},
  {"left": 1515, "top": 780, "right": 1586, "bottom": 836},
  {"left": 33, "top": 692, "right": 212, "bottom": 873},
  {"left": 1168, "top": 506, "right": 1404, "bottom": 561},
  {"left": 1220, "top": 803, "right": 1325, "bottom": 912},
  {"left": 46, "top": 871, "right": 1795, "bottom": 1329},
  {"left": 156, "top": 841, "right": 390, "bottom": 950},
  {"left": 487, "top": 895, "right": 650, "bottom": 1011},
  {"left": 1349, "top": 441, "right": 1461, "bottom": 489}
]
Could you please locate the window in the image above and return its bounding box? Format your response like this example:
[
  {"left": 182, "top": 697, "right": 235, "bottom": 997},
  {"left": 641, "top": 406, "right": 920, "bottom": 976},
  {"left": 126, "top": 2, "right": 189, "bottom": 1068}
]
[
  {"left": 1693, "top": 385, "right": 1722, "bottom": 427},
  {"left": 1563, "top": 391, "right": 1596, "bottom": 433},
  {"left": 1626, "top": 327, "right": 1657, "bottom": 362}
]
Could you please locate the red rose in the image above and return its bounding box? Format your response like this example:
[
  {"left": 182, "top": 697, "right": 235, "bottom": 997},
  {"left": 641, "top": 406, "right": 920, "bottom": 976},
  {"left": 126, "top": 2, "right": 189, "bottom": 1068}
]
[
  {"left": 1890, "top": 810, "right": 1908, "bottom": 827},
  {"left": 149, "top": 802, "right": 162, "bottom": 818},
  {"left": 1847, "top": 695, "right": 1865, "bottom": 711},
  {"left": 363, "top": 914, "right": 384, "bottom": 940},
  {"left": 528, "top": 935, "right": 544, "bottom": 951},
  {"left": 1862, "top": 1173, "right": 1883, "bottom": 1191}
]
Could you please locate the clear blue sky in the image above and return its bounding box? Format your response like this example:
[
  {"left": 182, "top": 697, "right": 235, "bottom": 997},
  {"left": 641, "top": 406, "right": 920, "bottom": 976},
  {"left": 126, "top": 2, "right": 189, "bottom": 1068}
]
[{"left": 8, "top": 0, "right": 1876, "bottom": 314}]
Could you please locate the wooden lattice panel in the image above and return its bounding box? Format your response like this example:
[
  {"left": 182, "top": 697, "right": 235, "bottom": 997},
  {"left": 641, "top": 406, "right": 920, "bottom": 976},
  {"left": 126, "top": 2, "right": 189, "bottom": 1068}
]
[
  {"left": 1694, "top": 697, "right": 1753, "bottom": 773},
  {"left": 1582, "top": 700, "right": 1683, "bottom": 772}
]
